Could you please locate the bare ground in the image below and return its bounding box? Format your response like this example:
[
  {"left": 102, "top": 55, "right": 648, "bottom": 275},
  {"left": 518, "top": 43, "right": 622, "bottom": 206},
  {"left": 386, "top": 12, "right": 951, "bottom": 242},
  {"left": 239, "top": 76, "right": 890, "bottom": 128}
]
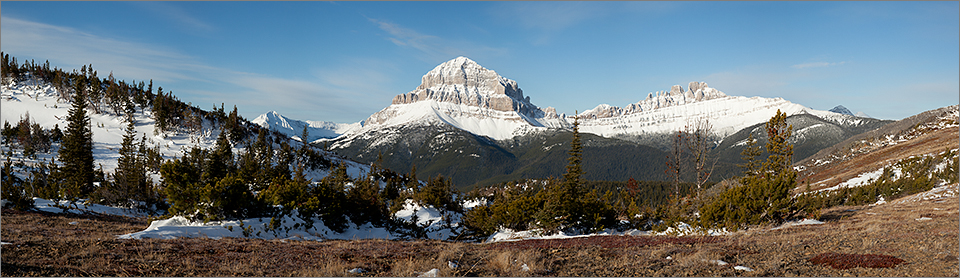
[{"left": 2, "top": 186, "right": 957, "bottom": 277}]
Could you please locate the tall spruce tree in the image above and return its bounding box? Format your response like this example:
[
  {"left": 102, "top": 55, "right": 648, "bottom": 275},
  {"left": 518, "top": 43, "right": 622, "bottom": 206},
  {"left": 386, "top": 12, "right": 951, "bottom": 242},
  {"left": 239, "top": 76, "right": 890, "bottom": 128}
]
[
  {"left": 108, "top": 114, "right": 143, "bottom": 205},
  {"left": 60, "top": 78, "right": 95, "bottom": 199},
  {"left": 538, "top": 115, "right": 588, "bottom": 233}
]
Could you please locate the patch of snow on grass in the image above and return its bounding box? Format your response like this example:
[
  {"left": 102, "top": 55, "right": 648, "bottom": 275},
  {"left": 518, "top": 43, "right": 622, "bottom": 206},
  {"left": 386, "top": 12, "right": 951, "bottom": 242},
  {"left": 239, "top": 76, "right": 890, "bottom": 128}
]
[
  {"left": 894, "top": 183, "right": 958, "bottom": 204},
  {"left": 118, "top": 212, "right": 393, "bottom": 241},
  {"left": 811, "top": 167, "right": 887, "bottom": 194},
  {"left": 705, "top": 259, "right": 728, "bottom": 266},
  {"left": 32, "top": 198, "right": 151, "bottom": 218},
  {"left": 734, "top": 265, "right": 754, "bottom": 271},
  {"left": 653, "top": 222, "right": 729, "bottom": 236},
  {"left": 772, "top": 218, "right": 825, "bottom": 230},
  {"left": 418, "top": 268, "right": 440, "bottom": 277},
  {"left": 871, "top": 196, "right": 886, "bottom": 206}
]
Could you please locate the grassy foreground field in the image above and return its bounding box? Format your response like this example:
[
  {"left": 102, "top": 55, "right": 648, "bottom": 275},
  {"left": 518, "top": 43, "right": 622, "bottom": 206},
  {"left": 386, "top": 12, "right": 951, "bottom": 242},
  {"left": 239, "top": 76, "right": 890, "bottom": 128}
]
[{"left": 2, "top": 185, "right": 957, "bottom": 277}]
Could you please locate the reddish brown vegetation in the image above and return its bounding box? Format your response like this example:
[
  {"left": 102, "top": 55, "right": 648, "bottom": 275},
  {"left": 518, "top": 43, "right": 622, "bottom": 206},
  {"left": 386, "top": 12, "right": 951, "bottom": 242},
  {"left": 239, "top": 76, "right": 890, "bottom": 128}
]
[
  {"left": 487, "top": 235, "right": 724, "bottom": 250},
  {"left": 809, "top": 252, "right": 906, "bottom": 269}
]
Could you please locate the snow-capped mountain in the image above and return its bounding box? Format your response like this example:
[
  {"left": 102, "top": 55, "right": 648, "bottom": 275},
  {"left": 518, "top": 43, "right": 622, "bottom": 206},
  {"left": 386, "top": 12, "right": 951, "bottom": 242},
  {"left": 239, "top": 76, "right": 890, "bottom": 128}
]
[
  {"left": 341, "top": 57, "right": 567, "bottom": 142},
  {"left": 310, "top": 57, "right": 871, "bottom": 147},
  {"left": 252, "top": 110, "right": 361, "bottom": 142},
  {"left": 572, "top": 83, "right": 879, "bottom": 139},
  {"left": 264, "top": 56, "right": 891, "bottom": 187}
]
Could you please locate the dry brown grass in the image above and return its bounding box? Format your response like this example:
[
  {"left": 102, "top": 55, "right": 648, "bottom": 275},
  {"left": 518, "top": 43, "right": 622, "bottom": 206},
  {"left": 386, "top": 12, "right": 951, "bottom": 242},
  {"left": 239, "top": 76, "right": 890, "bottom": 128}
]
[
  {"left": 487, "top": 248, "right": 543, "bottom": 276},
  {"left": 798, "top": 126, "right": 958, "bottom": 193},
  {"left": 2, "top": 185, "right": 957, "bottom": 277}
]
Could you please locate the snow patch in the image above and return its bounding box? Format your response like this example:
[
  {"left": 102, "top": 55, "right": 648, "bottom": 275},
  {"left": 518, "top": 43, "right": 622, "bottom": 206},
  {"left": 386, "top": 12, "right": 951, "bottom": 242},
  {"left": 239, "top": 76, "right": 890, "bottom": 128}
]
[
  {"left": 118, "top": 213, "right": 394, "bottom": 241},
  {"left": 772, "top": 218, "right": 825, "bottom": 230},
  {"left": 32, "top": 198, "right": 152, "bottom": 218},
  {"left": 418, "top": 268, "right": 440, "bottom": 277},
  {"left": 734, "top": 265, "right": 754, "bottom": 272},
  {"left": 894, "top": 183, "right": 958, "bottom": 204}
]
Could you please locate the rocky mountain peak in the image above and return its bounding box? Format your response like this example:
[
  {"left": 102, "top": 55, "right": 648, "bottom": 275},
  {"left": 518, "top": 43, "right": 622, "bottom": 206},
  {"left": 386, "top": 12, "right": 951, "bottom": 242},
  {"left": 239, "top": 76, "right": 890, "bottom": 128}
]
[
  {"left": 384, "top": 57, "right": 549, "bottom": 119},
  {"left": 580, "top": 81, "right": 728, "bottom": 120}
]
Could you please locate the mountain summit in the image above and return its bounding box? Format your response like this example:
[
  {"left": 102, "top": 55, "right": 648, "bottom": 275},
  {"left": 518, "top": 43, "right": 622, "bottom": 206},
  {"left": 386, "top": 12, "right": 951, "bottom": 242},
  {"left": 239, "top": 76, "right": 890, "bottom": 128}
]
[
  {"left": 829, "top": 105, "right": 854, "bottom": 116},
  {"left": 391, "top": 57, "right": 532, "bottom": 113},
  {"left": 312, "top": 56, "right": 892, "bottom": 188},
  {"left": 360, "top": 57, "right": 565, "bottom": 140}
]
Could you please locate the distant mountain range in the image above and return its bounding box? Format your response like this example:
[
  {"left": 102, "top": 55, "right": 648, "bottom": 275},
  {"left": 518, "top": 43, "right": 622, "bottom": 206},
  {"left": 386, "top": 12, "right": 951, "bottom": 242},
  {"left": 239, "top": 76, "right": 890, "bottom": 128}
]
[
  {"left": 251, "top": 110, "right": 360, "bottom": 142},
  {"left": 255, "top": 57, "right": 892, "bottom": 189}
]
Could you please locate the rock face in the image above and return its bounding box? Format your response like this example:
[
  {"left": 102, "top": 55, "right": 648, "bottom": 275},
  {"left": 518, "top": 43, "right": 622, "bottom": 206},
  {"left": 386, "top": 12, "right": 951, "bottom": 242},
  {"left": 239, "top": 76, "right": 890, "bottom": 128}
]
[
  {"left": 364, "top": 57, "right": 566, "bottom": 135},
  {"left": 580, "top": 81, "right": 727, "bottom": 120},
  {"left": 829, "top": 105, "right": 854, "bottom": 116},
  {"left": 386, "top": 57, "right": 546, "bottom": 121}
]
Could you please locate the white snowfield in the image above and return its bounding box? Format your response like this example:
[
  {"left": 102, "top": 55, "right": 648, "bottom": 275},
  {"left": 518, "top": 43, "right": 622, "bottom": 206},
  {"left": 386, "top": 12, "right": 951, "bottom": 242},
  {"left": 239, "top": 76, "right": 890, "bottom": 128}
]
[
  {"left": 1, "top": 76, "right": 370, "bottom": 183},
  {"left": 576, "top": 94, "right": 810, "bottom": 139},
  {"left": 2, "top": 78, "right": 221, "bottom": 173}
]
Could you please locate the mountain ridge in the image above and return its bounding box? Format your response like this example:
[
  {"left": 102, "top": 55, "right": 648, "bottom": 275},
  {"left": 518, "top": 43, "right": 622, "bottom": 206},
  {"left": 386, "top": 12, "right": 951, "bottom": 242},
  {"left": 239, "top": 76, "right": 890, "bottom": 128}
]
[{"left": 257, "top": 56, "right": 893, "bottom": 187}]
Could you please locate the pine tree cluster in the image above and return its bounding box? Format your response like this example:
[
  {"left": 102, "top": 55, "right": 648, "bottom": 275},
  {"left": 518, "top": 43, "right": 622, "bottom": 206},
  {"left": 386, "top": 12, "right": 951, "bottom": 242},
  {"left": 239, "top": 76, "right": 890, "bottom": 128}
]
[{"left": 698, "top": 109, "right": 799, "bottom": 230}]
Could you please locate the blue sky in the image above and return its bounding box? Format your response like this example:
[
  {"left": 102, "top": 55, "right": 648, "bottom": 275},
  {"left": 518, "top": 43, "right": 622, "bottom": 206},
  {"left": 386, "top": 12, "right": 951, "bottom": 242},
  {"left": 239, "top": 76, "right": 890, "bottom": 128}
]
[{"left": 2, "top": 1, "right": 957, "bottom": 122}]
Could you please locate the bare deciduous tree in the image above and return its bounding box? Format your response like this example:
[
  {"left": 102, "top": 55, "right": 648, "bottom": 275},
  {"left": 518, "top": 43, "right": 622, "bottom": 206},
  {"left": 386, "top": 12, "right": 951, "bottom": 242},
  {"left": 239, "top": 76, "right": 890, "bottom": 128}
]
[
  {"left": 686, "top": 117, "right": 718, "bottom": 199},
  {"left": 665, "top": 129, "right": 683, "bottom": 204}
]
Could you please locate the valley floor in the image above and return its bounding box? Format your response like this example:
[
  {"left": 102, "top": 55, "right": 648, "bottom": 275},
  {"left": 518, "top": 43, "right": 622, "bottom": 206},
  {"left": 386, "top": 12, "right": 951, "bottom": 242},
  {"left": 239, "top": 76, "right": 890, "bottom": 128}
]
[{"left": 2, "top": 184, "right": 957, "bottom": 277}]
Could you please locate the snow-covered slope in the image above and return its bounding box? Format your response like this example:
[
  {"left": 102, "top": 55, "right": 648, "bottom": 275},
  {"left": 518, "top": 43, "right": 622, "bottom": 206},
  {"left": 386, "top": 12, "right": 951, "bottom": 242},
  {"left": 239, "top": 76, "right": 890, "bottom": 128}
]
[
  {"left": 313, "top": 57, "right": 864, "bottom": 146},
  {"left": 576, "top": 90, "right": 807, "bottom": 138},
  {"left": 1, "top": 77, "right": 368, "bottom": 183},
  {"left": 572, "top": 82, "right": 877, "bottom": 139},
  {"left": 252, "top": 110, "right": 361, "bottom": 142},
  {"left": 1, "top": 77, "right": 208, "bottom": 173},
  {"left": 338, "top": 57, "right": 566, "bottom": 142}
]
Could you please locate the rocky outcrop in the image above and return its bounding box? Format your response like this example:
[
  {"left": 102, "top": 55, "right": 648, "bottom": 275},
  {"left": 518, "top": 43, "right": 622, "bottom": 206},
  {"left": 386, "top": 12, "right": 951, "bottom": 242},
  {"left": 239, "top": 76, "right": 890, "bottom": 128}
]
[
  {"left": 829, "top": 105, "right": 854, "bottom": 116},
  {"left": 390, "top": 57, "right": 535, "bottom": 114},
  {"left": 579, "top": 81, "right": 728, "bottom": 120},
  {"left": 372, "top": 57, "right": 561, "bottom": 126}
]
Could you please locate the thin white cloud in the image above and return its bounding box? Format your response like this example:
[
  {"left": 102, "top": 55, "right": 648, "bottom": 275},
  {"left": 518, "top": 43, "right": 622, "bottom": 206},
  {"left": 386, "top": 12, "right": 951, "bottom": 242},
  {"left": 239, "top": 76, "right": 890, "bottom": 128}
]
[
  {"left": 0, "top": 16, "right": 383, "bottom": 123},
  {"left": 134, "top": 2, "right": 217, "bottom": 34},
  {"left": 507, "top": 2, "right": 602, "bottom": 32},
  {"left": 369, "top": 18, "right": 507, "bottom": 63},
  {"left": 791, "top": 61, "right": 846, "bottom": 69},
  {"left": 492, "top": 2, "right": 678, "bottom": 45},
  {"left": 1, "top": 17, "right": 200, "bottom": 83}
]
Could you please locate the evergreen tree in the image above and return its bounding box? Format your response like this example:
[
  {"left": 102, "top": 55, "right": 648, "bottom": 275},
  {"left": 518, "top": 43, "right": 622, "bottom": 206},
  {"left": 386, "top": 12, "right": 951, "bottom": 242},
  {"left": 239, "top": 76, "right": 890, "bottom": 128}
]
[
  {"left": 59, "top": 80, "right": 95, "bottom": 200},
  {"left": 104, "top": 114, "right": 144, "bottom": 206},
  {"left": 1, "top": 157, "right": 32, "bottom": 210},
  {"left": 203, "top": 130, "right": 233, "bottom": 186},
  {"left": 161, "top": 147, "right": 204, "bottom": 218},
  {"left": 536, "top": 115, "right": 615, "bottom": 234},
  {"left": 762, "top": 110, "right": 794, "bottom": 174},
  {"left": 700, "top": 110, "right": 797, "bottom": 230},
  {"left": 739, "top": 133, "right": 762, "bottom": 177}
]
